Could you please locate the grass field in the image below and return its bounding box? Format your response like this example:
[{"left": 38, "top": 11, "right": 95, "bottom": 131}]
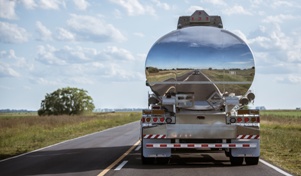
[
  {"left": 0, "top": 110, "right": 300, "bottom": 175},
  {"left": 0, "top": 112, "right": 141, "bottom": 160},
  {"left": 260, "top": 110, "right": 301, "bottom": 176}
]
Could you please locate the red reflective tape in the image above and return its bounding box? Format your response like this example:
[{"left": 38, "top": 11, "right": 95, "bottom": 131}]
[
  {"left": 146, "top": 144, "right": 153, "bottom": 148},
  {"left": 174, "top": 144, "right": 181, "bottom": 148},
  {"left": 188, "top": 144, "right": 195, "bottom": 147},
  {"left": 160, "top": 144, "right": 167, "bottom": 148},
  {"left": 162, "top": 135, "right": 166, "bottom": 138},
  {"left": 215, "top": 144, "right": 222, "bottom": 147},
  {"left": 154, "top": 134, "right": 160, "bottom": 138},
  {"left": 229, "top": 144, "right": 236, "bottom": 147},
  {"left": 201, "top": 144, "right": 208, "bottom": 147},
  {"left": 243, "top": 144, "right": 250, "bottom": 147}
]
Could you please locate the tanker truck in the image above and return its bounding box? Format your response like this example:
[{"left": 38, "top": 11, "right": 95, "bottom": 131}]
[{"left": 140, "top": 10, "right": 260, "bottom": 166}]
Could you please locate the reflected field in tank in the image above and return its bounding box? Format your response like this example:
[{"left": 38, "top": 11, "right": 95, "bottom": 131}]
[{"left": 145, "top": 26, "right": 255, "bottom": 100}]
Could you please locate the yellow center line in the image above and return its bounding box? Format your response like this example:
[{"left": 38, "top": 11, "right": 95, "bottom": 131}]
[{"left": 97, "top": 140, "right": 140, "bottom": 176}]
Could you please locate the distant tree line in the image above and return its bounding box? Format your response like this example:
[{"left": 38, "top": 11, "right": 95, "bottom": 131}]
[{"left": 0, "top": 109, "right": 36, "bottom": 113}]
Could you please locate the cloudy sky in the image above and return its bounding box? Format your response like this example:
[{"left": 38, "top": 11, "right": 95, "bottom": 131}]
[{"left": 1, "top": 0, "right": 301, "bottom": 110}]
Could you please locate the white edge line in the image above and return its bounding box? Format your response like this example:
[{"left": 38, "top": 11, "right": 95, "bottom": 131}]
[
  {"left": 135, "top": 145, "right": 141, "bottom": 151},
  {"left": 114, "top": 160, "right": 128, "bottom": 171},
  {"left": 259, "top": 159, "right": 293, "bottom": 176},
  {"left": 0, "top": 121, "right": 139, "bottom": 163}
]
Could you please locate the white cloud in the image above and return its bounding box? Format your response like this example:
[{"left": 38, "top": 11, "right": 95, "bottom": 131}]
[
  {"left": 21, "top": 0, "right": 38, "bottom": 9},
  {"left": 36, "top": 21, "right": 52, "bottom": 41},
  {"left": 201, "top": 0, "right": 226, "bottom": 6},
  {"left": 55, "top": 28, "right": 76, "bottom": 41},
  {"left": 0, "top": 63, "right": 20, "bottom": 78},
  {"left": 0, "top": 0, "right": 17, "bottom": 19},
  {"left": 152, "top": 0, "right": 171, "bottom": 10},
  {"left": 103, "top": 46, "right": 135, "bottom": 61},
  {"left": 276, "top": 75, "right": 301, "bottom": 84},
  {"left": 67, "top": 14, "right": 126, "bottom": 42},
  {"left": 248, "top": 21, "right": 301, "bottom": 84},
  {"left": 262, "top": 14, "right": 299, "bottom": 24},
  {"left": 272, "top": 1, "right": 293, "bottom": 8},
  {"left": 73, "top": 0, "right": 90, "bottom": 11},
  {"left": 34, "top": 45, "right": 143, "bottom": 83},
  {"left": 223, "top": 5, "right": 252, "bottom": 16},
  {"left": 0, "top": 49, "right": 33, "bottom": 78},
  {"left": 0, "top": 22, "right": 29, "bottom": 43},
  {"left": 110, "top": 0, "right": 155, "bottom": 16},
  {"left": 36, "top": 45, "right": 67, "bottom": 65},
  {"left": 39, "top": 0, "right": 65, "bottom": 10}
]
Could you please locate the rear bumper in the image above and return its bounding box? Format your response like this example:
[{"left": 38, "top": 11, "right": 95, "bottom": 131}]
[{"left": 142, "top": 124, "right": 259, "bottom": 139}]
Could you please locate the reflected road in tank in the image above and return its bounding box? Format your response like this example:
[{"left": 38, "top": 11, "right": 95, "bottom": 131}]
[{"left": 146, "top": 26, "right": 255, "bottom": 100}]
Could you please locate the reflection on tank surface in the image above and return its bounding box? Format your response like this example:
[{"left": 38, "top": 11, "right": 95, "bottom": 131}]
[{"left": 145, "top": 26, "right": 255, "bottom": 102}]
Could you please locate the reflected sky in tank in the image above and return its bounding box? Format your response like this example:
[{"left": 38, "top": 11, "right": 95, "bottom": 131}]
[{"left": 146, "top": 26, "right": 254, "bottom": 70}]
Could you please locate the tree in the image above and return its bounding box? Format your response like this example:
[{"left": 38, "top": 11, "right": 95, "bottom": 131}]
[{"left": 38, "top": 87, "right": 95, "bottom": 116}]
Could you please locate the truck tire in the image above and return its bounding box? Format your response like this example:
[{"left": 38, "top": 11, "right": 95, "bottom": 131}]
[
  {"left": 141, "top": 155, "right": 154, "bottom": 165},
  {"left": 230, "top": 156, "right": 243, "bottom": 166},
  {"left": 245, "top": 157, "right": 259, "bottom": 165},
  {"left": 156, "top": 158, "right": 169, "bottom": 165}
]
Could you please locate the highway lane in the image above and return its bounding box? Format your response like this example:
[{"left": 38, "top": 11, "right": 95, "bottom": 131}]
[
  {"left": 0, "top": 121, "right": 291, "bottom": 176},
  {"left": 105, "top": 149, "right": 288, "bottom": 176},
  {"left": 0, "top": 121, "right": 140, "bottom": 176}
]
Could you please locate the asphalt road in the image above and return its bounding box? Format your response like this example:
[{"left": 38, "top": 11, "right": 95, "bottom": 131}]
[{"left": 0, "top": 121, "right": 290, "bottom": 176}]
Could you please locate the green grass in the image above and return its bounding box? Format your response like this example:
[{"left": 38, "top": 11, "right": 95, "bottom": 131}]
[
  {"left": 0, "top": 112, "right": 141, "bottom": 160},
  {"left": 260, "top": 110, "right": 301, "bottom": 176}
]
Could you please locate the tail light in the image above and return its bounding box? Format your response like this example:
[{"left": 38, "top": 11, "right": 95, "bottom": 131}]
[
  {"left": 146, "top": 117, "right": 151, "bottom": 122},
  {"left": 160, "top": 117, "right": 165, "bottom": 123}
]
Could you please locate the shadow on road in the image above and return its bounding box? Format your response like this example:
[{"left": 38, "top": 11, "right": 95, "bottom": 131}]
[{"left": 0, "top": 145, "right": 248, "bottom": 176}]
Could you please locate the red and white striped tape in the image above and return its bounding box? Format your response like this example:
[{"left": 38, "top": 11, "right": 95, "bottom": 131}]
[
  {"left": 143, "top": 134, "right": 166, "bottom": 139},
  {"left": 237, "top": 135, "right": 260, "bottom": 139},
  {"left": 146, "top": 143, "right": 257, "bottom": 148},
  {"left": 144, "top": 134, "right": 260, "bottom": 139}
]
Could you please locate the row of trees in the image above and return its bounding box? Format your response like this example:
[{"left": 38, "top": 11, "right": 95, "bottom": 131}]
[{"left": 38, "top": 87, "right": 95, "bottom": 116}]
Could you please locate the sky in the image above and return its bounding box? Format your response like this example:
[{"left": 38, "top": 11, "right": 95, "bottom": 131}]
[{"left": 0, "top": 0, "right": 301, "bottom": 110}]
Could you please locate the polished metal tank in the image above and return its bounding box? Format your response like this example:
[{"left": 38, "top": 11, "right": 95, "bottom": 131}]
[{"left": 145, "top": 26, "right": 255, "bottom": 102}]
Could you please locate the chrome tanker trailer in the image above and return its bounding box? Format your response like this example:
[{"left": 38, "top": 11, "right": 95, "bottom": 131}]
[{"left": 141, "top": 10, "right": 260, "bottom": 165}]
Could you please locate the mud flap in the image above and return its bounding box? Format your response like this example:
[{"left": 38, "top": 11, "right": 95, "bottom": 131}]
[
  {"left": 231, "top": 139, "right": 260, "bottom": 157},
  {"left": 142, "top": 138, "right": 171, "bottom": 158}
]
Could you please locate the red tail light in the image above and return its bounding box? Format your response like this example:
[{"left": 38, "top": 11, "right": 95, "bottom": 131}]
[
  {"left": 160, "top": 117, "right": 165, "bottom": 122},
  {"left": 141, "top": 118, "right": 145, "bottom": 123},
  {"left": 146, "top": 117, "right": 151, "bottom": 122},
  {"left": 153, "top": 117, "right": 158, "bottom": 122},
  {"left": 237, "top": 117, "right": 242, "bottom": 123},
  {"left": 244, "top": 117, "right": 249, "bottom": 123}
]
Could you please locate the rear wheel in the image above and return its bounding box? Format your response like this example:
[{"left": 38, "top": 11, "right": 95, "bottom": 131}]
[
  {"left": 156, "top": 157, "right": 169, "bottom": 165},
  {"left": 230, "top": 156, "right": 243, "bottom": 166},
  {"left": 141, "top": 148, "right": 154, "bottom": 164},
  {"left": 245, "top": 157, "right": 259, "bottom": 165},
  {"left": 225, "top": 150, "right": 230, "bottom": 157}
]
